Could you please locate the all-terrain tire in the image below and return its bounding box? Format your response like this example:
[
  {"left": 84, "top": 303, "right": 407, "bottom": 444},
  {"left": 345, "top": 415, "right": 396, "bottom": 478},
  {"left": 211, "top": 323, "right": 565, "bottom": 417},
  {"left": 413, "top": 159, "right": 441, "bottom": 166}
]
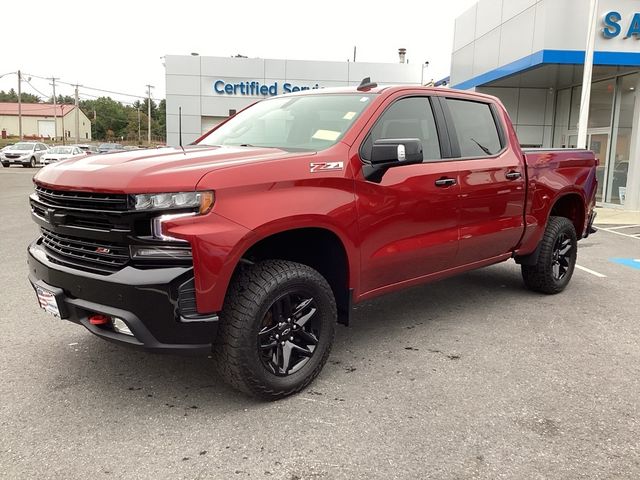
[
  {"left": 212, "top": 260, "right": 336, "bottom": 400},
  {"left": 521, "top": 216, "right": 577, "bottom": 294}
]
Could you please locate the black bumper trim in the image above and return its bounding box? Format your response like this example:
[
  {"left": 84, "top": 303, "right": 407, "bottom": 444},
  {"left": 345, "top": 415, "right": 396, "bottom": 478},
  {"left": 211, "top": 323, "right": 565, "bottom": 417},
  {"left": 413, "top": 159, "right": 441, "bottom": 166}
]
[
  {"left": 29, "top": 275, "right": 214, "bottom": 355},
  {"left": 28, "top": 240, "right": 217, "bottom": 355}
]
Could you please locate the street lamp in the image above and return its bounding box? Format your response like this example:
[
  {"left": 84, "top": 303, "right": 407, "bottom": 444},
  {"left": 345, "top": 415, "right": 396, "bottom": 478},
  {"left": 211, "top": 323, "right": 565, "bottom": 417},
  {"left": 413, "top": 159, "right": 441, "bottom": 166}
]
[{"left": 420, "top": 61, "right": 430, "bottom": 86}]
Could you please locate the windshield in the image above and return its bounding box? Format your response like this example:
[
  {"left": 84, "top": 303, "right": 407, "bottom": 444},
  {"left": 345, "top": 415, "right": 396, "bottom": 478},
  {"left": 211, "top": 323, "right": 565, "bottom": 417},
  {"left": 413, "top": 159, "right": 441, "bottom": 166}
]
[
  {"left": 197, "top": 94, "right": 374, "bottom": 151},
  {"left": 12, "top": 143, "right": 35, "bottom": 151},
  {"left": 50, "top": 147, "right": 73, "bottom": 154}
]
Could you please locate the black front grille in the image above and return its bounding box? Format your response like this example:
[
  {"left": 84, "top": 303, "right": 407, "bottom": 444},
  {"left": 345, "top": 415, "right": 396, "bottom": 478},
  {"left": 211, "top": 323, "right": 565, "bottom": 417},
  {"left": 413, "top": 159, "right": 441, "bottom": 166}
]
[
  {"left": 35, "top": 186, "right": 129, "bottom": 211},
  {"left": 41, "top": 227, "right": 129, "bottom": 274}
]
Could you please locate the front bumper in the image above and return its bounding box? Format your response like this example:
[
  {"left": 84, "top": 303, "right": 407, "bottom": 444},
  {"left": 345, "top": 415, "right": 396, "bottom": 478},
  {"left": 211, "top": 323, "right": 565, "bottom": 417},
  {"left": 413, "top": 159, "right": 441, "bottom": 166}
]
[
  {"left": 3, "top": 156, "right": 29, "bottom": 164},
  {"left": 27, "top": 239, "right": 217, "bottom": 354}
]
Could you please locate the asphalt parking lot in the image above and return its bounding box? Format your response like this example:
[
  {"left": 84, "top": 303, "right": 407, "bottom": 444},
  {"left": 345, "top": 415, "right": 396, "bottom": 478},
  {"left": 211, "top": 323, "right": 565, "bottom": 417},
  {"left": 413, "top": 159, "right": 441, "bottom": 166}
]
[{"left": 1, "top": 167, "right": 639, "bottom": 480}]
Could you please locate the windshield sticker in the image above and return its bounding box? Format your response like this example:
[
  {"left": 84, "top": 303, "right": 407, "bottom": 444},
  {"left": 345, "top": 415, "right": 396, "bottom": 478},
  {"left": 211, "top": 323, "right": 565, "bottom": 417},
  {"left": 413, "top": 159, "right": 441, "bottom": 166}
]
[
  {"left": 360, "top": 97, "right": 369, "bottom": 102},
  {"left": 310, "top": 162, "right": 344, "bottom": 173},
  {"left": 312, "top": 129, "right": 340, "bottom": 141},
  {"left": 343, "top": 111, "right": 356, "bottom": 120}
]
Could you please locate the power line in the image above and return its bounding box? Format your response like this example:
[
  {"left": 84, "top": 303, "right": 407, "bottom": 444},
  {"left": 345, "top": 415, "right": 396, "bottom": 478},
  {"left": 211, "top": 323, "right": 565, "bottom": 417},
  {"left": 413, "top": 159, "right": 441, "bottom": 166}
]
[
  {"left": 23, "top": 71, "right": 163, "bottom": 102},
  {"left": 23, "top": 79, "right": 49, "bottom": 99}
]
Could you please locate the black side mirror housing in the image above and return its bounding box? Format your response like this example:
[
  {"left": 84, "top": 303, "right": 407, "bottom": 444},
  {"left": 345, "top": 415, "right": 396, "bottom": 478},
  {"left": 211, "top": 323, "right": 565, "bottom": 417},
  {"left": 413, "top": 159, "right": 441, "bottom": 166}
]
[
  {"left": 371, "top": 138, "right": 423, "bottom": 165},
  {"left": 365, "top": 138, "right": 423, "bottom": 182}
]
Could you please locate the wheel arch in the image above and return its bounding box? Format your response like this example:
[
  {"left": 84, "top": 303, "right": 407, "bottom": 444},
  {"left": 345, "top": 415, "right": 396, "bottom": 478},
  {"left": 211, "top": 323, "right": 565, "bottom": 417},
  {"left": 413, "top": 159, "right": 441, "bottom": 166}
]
[
  {"left": 232, "top": 226, "right": 355, "bottom": 325},
  {"left": 549, "top": 191, "right": 586, "bottom": 235}
]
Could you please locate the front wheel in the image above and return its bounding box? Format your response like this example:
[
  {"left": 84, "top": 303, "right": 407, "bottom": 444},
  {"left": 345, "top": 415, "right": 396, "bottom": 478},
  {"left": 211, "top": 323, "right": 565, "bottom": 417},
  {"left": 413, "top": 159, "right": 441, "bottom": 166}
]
[
  {"left": 213, "top": 260, "right": 336, "bottom": 400},
  {"left": 1, "top": 162, "right": 9, "bottom": 168},
  {"left": 521, "top": 216, "right": 577, "bottom": 294}
]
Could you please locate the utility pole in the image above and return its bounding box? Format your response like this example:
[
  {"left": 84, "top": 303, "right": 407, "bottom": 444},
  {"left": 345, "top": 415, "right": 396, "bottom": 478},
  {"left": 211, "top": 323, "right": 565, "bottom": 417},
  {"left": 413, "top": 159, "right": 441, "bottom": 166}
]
[
  {"left": 74, "top": 84, "right": 80, "bottom": 144},
  {"left": 137, "top": 106, "right": 141, "bottom": 144},
  {"left": 146, "top": 84, "right": 154, "bottom": 145},
  {"left": 577, "top": 0, "right": 599, "bottom": 149},
  {"left": 61, "top": 105, "right": 66, "bottom": 145},
  {"left": 50, "top": 77, "right": 59, "bottom": 142},
  {"left": 17, "top": 70, "right": 23, "bottom": 140}
]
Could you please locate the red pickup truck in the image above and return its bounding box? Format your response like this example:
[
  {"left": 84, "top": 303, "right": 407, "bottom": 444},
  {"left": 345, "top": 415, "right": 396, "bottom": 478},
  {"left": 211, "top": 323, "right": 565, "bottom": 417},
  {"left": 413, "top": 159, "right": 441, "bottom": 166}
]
[{"left": 28, "top": 82, "right": 597, "bottom": 399}]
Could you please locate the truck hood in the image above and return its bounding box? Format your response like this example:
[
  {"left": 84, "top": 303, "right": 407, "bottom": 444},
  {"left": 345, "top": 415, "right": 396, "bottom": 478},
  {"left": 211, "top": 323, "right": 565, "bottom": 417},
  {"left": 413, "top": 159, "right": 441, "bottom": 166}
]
[{"left": 33, "top": 145, "right": 312, "bottom": 193}]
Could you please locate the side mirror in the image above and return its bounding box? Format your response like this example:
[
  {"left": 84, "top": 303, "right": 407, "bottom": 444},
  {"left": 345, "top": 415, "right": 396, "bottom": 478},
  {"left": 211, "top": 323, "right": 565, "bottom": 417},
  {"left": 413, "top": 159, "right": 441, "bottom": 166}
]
[
  {"left": 371, "top": 138, "right": 423, "bottom": 166},
  {"left": 364, "top": 138, "right": 423, "bottom": 182}
]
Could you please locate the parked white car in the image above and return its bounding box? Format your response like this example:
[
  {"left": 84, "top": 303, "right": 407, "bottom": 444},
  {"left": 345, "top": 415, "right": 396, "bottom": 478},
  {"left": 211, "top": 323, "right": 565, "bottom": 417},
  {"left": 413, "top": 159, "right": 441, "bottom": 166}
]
[
  {"left": 41, "top": 146, "right": 84, "bottom": 165},
  {"left": 1, "top": 142, "right": 49, "bottom": 168}
]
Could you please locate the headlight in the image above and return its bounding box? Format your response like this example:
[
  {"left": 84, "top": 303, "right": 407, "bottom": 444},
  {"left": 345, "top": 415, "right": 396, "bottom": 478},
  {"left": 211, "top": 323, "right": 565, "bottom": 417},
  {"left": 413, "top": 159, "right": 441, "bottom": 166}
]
[
  {"left": 133, "top": 191, "right": 214, "bottom": 214},
  {"left": 130, "top": 245, "right": 192, "bottom": 258}
]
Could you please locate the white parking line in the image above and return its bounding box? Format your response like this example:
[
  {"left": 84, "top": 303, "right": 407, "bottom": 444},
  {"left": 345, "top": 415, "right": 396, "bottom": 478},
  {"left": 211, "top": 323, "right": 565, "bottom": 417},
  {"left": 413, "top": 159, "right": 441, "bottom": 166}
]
[
  {"left": 597, "top": 227, "right": 640, "bottom": 240},
  {"left": 606, "top": 224, "right": 640, "bottom": 230},
  {"left": 575, "top": 264, "right": 607, "bottom": 278}
]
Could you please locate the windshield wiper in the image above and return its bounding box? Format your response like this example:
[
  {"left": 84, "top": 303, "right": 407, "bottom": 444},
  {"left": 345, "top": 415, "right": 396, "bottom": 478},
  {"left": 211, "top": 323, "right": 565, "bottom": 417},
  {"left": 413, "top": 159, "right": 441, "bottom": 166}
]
[{"left": 470, "top": 138, "right": 492, "bottom": 155}]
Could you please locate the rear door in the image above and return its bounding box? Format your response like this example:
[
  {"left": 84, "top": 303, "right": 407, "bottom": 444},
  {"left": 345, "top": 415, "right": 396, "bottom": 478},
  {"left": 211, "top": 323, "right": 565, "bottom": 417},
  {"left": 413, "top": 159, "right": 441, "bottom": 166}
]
[
  {"left": 441, "top": 96, "right": 526, "bottom": 266},
  {"left": 353, "top": 94, "right": 460, "bottom": 294}
]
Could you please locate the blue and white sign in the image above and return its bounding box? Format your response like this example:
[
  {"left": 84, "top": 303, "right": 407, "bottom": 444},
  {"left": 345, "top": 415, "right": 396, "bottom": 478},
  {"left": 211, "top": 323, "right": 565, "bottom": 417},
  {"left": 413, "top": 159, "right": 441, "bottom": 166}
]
[
  {"left": 602, "top": 11, "right": 640, "bottom": 39},
  {"left": 213, "top": 80, "right": 322, "bottom": 96}
]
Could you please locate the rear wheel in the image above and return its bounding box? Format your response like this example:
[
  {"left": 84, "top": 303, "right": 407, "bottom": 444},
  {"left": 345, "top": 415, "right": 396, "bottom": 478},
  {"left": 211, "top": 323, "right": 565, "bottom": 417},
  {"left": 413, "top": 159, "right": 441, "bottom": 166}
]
[
  {"left": 521, "top": 216, "right": 577, "bottom": 294},
  {"left": 213, "top": 260, "right": 336, "bottom": 400}
]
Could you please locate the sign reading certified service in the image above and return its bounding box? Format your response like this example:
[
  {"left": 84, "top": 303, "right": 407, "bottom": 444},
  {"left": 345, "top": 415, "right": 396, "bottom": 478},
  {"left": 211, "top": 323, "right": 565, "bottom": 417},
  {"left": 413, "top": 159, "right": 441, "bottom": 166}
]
[
  {"left": 602, "top": 11, "right": 640, "bottom": 38},
  {"left": 213, "top": 80, "right": 322, "bottom": 96}
]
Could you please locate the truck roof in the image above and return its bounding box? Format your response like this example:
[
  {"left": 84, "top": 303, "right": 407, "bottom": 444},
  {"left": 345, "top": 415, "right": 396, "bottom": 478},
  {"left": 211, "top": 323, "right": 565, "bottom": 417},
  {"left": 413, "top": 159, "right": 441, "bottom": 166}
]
[{"left": 279, "top": 84, "right": 499, "bottom": 103}]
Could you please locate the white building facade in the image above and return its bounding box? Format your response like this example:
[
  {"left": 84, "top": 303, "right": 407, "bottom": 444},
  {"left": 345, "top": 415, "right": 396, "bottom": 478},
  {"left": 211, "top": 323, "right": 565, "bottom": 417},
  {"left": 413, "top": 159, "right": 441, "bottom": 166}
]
[
  {"left": 165, "top": 55, "right": 424, "bottom": 147},
  {"left": 451, "top": 0, "right": 640, "bottom": 210}
]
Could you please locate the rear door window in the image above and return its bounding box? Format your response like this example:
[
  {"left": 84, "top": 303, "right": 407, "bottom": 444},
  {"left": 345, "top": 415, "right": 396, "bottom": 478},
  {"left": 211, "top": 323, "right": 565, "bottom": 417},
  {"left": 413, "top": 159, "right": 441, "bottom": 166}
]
[{"left": 446, "top": 98, "right": 502, "bottom": 157}]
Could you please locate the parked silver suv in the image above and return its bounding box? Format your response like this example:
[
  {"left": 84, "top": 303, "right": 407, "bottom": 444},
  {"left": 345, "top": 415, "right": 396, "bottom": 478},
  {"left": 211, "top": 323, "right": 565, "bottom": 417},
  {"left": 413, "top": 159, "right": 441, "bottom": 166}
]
[{"left": 1, "top": 142, "right": 49, "bottom": 168}]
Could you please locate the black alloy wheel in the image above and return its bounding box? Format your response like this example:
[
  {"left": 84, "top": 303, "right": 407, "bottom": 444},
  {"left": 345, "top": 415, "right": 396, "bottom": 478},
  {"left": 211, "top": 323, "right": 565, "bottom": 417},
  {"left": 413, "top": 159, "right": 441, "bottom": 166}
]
[
  {"left": 551, "top": 232, "right": 572, "bottom": 281},
  {"left": 214, "top": 260, "right": 336, "bottom": 399},
  {"left": 258, "top": 293, "right": 321, "bottom": 376},
  {"left": 521, "top": 216, "right": 577, "bottom": 294}
]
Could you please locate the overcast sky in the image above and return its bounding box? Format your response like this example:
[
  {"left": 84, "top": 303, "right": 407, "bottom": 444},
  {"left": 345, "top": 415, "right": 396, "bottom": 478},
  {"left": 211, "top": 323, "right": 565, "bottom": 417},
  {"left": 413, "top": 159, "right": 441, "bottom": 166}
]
[{"left": 0, "top": 0, "right": 476, "bottom": 105}]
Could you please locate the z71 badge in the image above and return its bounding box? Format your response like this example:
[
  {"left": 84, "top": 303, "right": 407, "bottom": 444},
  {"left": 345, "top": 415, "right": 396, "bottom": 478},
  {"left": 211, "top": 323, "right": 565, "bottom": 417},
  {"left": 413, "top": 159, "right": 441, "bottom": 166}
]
[{"left": 309, "top": 162, "right": 344, "bottom": 173}]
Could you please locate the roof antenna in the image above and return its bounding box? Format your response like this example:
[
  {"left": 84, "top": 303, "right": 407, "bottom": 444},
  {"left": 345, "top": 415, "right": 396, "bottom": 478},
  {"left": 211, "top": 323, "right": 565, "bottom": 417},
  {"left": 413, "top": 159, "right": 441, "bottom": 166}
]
[
  {"left": 179, "top": 106, "right": 185, "bottom": 154},
  {"left": 357, "top": 77, "right": 377, "bottom": 91}
]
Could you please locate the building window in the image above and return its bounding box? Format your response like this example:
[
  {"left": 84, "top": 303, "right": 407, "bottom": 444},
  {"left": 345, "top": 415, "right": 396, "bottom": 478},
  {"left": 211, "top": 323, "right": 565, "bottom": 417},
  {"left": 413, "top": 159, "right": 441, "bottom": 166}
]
[{"left": 606, "top": 73, "right": 637, "bottom": 205}]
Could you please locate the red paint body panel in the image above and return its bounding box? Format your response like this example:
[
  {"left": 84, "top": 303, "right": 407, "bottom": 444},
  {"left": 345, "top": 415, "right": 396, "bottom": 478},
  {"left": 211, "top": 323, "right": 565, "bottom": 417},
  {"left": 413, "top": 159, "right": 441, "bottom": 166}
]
[{"left": 31, "top": 86, "right": 597, "bottom": 315}]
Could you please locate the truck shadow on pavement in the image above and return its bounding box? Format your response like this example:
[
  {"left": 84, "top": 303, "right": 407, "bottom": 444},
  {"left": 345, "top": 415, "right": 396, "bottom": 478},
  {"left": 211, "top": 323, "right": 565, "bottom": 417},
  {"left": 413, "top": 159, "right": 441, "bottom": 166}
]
[{"left": 43, "top": 263, "right": 539, "bottom": 408}]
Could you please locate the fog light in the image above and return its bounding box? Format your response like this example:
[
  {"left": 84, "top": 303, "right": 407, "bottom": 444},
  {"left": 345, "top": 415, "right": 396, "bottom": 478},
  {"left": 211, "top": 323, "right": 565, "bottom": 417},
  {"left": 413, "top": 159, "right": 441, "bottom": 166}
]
[{"left": 112, "top": 317, "right": 133, "bottom": 336}]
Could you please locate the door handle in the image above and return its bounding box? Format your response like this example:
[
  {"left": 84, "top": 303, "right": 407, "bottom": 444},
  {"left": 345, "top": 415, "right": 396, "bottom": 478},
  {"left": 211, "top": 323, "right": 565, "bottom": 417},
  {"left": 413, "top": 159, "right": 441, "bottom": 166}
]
[
  {"left": 505, "top": 171, "right": 522, "bottom": 180},
  {"left": 435, "top": 177, "right": 457, "bottom": 187}
]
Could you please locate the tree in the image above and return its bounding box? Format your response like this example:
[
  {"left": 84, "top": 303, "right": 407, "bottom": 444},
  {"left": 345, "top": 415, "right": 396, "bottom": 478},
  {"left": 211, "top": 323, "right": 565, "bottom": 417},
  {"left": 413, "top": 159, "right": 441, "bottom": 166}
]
[
  {"left": 0, "top": 89, "right": 40, "bottom": 103},
  {"left": 79, "top": 97, "right": 129, "bottom": 140},
  {"left": 50, "top": 94, "right": 74, "bottom": 104}
]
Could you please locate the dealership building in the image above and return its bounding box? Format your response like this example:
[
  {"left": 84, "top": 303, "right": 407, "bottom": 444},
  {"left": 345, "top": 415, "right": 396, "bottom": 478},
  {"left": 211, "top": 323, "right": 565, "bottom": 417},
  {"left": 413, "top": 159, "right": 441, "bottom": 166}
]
[
  {"left": 451, "top": 0, "right": 640, "bottom": 210},
  {"left": 164, "top": 54, "right": 424, "bottom": 146}
]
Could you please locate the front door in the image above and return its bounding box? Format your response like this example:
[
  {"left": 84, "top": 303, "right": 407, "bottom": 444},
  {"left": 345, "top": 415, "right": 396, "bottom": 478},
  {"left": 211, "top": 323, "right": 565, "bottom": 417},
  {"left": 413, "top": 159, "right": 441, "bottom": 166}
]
[{"left": 354, "top": 95, "right": 460, "bottom": 294}]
